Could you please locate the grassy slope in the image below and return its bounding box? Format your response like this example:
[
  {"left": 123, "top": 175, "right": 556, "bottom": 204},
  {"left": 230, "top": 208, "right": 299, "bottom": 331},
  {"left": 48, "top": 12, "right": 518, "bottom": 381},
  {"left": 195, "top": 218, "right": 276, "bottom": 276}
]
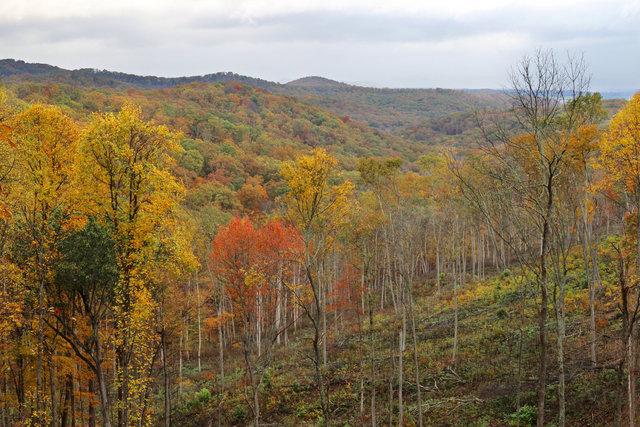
[{"left": 171, "top": 244, "right": 623, "bottom": 426}]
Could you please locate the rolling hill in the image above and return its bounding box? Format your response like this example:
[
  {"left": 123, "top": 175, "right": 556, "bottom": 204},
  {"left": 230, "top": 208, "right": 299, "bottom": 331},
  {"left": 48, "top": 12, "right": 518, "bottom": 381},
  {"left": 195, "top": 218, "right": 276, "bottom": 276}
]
[{"left": 0, "top": 59, "right": 509, "bottom": 132}]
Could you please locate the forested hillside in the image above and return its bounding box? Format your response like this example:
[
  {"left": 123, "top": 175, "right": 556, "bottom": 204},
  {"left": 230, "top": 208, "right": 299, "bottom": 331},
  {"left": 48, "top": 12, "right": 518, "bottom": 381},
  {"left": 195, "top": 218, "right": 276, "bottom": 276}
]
[
  {"left": 398, "top": 97, "right": 629, "bottom": 148},
  {"left": 280, "top": 77, "right": 510, "bottom": 131},
  {"left": 0, "top": 59, "right": 510, "bottom": 133},
  {"left": 1, "top": 50, "right": 640, "bottom": 427},
  {"left": 6, "top": 59, "right": 626, "bottom": 150},
  {"left": 0, "top": 59, "right": 278, "bottom": 91}
]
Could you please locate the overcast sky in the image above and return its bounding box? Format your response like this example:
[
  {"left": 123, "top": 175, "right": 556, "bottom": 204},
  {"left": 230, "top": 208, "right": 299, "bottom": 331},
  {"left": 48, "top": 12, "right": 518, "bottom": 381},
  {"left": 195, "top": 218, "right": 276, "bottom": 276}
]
[{"left": 1, "top": 0, "right": 638, "bottom": 90}]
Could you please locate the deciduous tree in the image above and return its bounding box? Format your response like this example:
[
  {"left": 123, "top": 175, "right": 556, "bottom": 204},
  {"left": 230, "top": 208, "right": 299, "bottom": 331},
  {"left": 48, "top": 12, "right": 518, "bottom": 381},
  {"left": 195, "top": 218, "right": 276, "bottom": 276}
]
[{"left": 281, "top": 148, "right": 355, "bottom": 425}]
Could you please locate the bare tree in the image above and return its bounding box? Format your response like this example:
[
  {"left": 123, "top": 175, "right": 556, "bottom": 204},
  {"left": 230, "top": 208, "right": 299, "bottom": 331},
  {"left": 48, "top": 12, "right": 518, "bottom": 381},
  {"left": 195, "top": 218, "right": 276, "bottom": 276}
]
[{"left": 453, "top": 49, "right": 593, "bottom": 427}]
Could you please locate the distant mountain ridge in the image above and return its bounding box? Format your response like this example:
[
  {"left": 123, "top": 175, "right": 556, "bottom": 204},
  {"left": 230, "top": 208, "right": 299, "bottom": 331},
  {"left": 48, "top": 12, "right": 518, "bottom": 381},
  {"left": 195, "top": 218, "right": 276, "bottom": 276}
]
[
  {"left": 0, "top": 59, "right": 279, "bottom": 90},
  {"left": 0, "top": 58, "right": 511, "bottom": 131}
]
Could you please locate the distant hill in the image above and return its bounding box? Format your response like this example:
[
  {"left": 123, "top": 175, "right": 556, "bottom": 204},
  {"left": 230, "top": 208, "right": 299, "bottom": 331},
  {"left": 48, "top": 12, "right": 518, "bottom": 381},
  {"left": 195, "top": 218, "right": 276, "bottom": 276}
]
[
  {"left": 0, "top": 59, "right": 510, "bottom": 132},
  {"left": 0, "top": 59, "right": 278, "bottom": 91},
  {"left": 5, "top": 79, "right": 428, "bottom": 164},
  {"left": 285, "top": 76, "right": 347, "bottom": 88},
  {"left": 2, "top": 59, "right": 631, "bottom": 150},
  {"left": 398, "top": 96, "right": 629, "bottom": 149},
  {"left": 600, "top": 91, "right": 637, "bottom": 99},
  {"left": 279, "top": 82, "right": 510, "bottom": 131}
]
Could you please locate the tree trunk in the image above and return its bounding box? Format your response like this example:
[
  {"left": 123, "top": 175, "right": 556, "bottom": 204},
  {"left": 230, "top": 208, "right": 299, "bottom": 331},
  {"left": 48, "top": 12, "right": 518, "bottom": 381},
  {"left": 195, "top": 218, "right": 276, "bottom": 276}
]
[
  {"left": 204, "top": 258, "right": 226, "bottom": 391},
  {"left": 253, "top": 375, "right": 260, "bottom": 427},
  {"left": 579, "top": 192, "right": 597, "bottom": 366},
  {"left": 631, "top": 200, "right": 640, "bottom": 427},
  {"left": 306, "top": 265, "right": 330, "bottom": 426},
  {"left": 178, "top": 334, "right": 183, "bottom": 401},
  {"left": 276, "top": 264, "right": 282, "bottom": 345},
  {"left": 257, "top": 291, "right": 262, "bottom": 358},
  {"left": 322, "top": 266, "right": 328, "bottom": 367},
  {"left": 49, "top": 351, "right": 57, "bottom": 427},
  {"left": 186, "top": 280, "right": 190, "bottom": 362},
  {"left": 61, "top": 375, "right": 72, "bottom": 427},
  {"left": 218, "top": 297, "right": 225, "bottom": 389},
  {"left": 536, "top": 186, "right": 552, "bottom": 427},
  {"left": 409, "top": 291, "right": 423, "bottom": 427},
  {"left": 556, "top": 279, "right": 566, "bottom": 427},
  {"left": 369, "top": 293, "right": 376, "bottom": 427},
  {"left": 162, "top": 329, "right": 170, "bottom": 427},
  {"left": 617, "top": 251, "right": 630, "bottom": 427},
  {"left": 615, "top": 359, "right": 625, "bottom": 427},
  {"left": 435, "top": 223, "right": 441, "bottom": 297},
  {"left": 398, "top": 330, "right": 403, "bottom": 427},
  {"left": 94, "top": 327, "right": 111, "bottom": 427},
  {"left": 196, "top": 273, "right": 202, "bottom": 373},
  {"left": 1, "top": 373, "right": 8, "bottom": 427},
  {"left": 358, "top": 307, "right": 365, "bottom": 420},
  {"left": 471, "top": 231, "right": 476, "bottom": 281},
  {"left": 451, "top": 226, "right": 459, "bottom": 367},
  {"left": 388, "top": 333, "right": 394, "bottom": 427},
  {"left": 516, "top": 303, "right": 524, "bottom": 427},
  {"left": 314, "top": 325, "right": 329, "bottom": 426},
  {"left": 117, "top": 353, "right": 130, "bottom": 427},
  {"left": 630, "top": 322, "right": 637, "bottom": 427},
  {"left": 71, "top": 371, "right": 76, "bottom": 427},
  {"left": 88, "top": 379, "right": 96, "bottom": 427},
  {"left": 37, "top": 253, "right": 44, "bottom": 426},
  {"left": 480, "top": 233, "right": 487, "bottom": 280}
]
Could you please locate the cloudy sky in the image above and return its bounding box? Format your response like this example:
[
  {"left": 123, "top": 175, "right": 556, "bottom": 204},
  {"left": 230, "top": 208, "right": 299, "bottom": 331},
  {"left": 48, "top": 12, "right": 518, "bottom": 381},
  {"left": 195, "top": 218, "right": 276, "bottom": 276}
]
[{"left": 1, "top": 0, "right": 639, "bottom": 90}]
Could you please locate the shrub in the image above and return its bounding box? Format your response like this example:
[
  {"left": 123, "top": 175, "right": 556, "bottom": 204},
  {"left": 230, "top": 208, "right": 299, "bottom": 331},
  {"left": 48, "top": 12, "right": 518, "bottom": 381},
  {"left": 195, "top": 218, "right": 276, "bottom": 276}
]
[
  {"left": 194, "top": 388, "right": 211, "bottom": 404},
  {"left": 509, "top": 404, "right": 536, "bottom": 426},
  {"left": 231, "top": 405, "right": 248, "bottom": 423}
]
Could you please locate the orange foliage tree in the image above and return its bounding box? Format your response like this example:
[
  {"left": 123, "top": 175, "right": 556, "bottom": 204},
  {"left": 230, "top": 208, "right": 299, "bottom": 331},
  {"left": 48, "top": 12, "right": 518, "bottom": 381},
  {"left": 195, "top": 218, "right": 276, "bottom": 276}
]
[{"left": 210, "top": 216, "right": 302, "bottom": 426}]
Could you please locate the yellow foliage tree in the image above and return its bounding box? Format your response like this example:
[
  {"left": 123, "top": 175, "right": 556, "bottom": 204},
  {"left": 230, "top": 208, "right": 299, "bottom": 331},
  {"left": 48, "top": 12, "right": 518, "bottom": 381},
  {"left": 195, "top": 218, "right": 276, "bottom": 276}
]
[
  {"left": 599, "top": 92, "right": 640, "bottom": 424},
  {"left": 601, "top": 93, "right": 640, "bottom": 222},
  {"left": 600, "top": 92, "right": 640, "bottom": 290},
  {"left": 79, "top": 103, "right": 185, "bottom": 426},
  {"left": 281, "top": 148, "right": 354, "bottom": 425},
  {"left": 6, "top": 104, "right": 79, "bottom": 425}
]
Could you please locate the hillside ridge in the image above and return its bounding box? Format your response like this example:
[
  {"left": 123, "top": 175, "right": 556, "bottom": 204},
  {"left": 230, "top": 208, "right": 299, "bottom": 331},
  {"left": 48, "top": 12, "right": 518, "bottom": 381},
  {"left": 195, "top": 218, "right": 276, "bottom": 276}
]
[{"left": 0, "top": 59, "right": 512, "bottom": 131}]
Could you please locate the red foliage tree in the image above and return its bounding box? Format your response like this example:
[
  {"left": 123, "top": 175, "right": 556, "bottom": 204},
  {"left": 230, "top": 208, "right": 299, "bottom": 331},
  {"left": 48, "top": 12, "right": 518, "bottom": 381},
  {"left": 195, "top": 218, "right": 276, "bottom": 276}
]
[{"left": 210, "top": 216, "right": 303, "bottom": 425}]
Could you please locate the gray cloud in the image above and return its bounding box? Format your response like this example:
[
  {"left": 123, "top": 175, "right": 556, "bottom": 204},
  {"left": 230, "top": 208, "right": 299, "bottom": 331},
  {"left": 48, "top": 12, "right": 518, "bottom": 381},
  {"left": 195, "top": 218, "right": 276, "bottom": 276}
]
[
  {"left": 180, "top": 4, "right": 639, "bottom": 45},
  {"left": 1, "top": 2, "right": 638, "bottom": 90}
]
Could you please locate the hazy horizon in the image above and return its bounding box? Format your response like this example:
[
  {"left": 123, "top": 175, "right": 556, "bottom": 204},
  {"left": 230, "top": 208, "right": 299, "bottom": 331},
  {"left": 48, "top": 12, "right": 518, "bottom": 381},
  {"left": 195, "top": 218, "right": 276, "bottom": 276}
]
[{"left": 2, "top": 57, "right": 636, "bottom": 98}]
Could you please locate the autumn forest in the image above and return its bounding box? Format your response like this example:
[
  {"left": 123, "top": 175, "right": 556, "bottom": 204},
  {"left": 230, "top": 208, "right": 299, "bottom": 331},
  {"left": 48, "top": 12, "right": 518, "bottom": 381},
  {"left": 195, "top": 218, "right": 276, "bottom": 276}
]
[{"left": 1, "top": 51, "right": 640, "bottom": 427}]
